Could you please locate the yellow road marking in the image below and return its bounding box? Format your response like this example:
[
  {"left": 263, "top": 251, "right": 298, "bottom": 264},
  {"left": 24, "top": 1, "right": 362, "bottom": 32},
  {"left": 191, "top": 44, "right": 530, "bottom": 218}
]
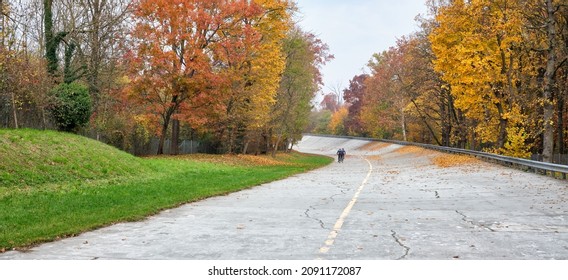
[{"left": 319, "top": 157, "right": 373, "bottom": 254}]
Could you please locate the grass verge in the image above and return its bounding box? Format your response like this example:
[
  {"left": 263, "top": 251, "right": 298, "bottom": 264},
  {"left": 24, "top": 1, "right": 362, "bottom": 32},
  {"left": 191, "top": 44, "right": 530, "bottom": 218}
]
[{"left": 0, "top": 129, "right": 332, "bottom": 251}]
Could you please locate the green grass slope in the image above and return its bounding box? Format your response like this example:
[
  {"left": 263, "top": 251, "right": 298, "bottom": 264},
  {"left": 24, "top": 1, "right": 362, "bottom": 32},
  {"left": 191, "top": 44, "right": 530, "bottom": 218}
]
[
  {"left": 0, "top": 129, "right": 149, "bottom": 187},
  {"left": 0, "top": 129, "right": 332, "bottom": 251}
]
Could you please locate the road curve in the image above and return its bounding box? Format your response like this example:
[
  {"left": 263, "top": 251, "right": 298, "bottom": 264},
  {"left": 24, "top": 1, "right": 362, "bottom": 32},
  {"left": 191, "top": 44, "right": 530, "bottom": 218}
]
[{"left": 1, "top": 135, "right": 567, "bottom": 259}]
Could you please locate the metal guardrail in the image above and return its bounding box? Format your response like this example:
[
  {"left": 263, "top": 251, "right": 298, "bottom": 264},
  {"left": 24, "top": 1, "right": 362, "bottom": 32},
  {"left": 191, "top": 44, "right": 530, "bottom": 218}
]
[{"left": 303, "top": 134, "right": 568, "bottom": 180}]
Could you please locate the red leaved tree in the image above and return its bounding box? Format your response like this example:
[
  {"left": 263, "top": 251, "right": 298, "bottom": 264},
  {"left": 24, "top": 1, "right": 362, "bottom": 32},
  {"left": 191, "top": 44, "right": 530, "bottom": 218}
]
[{"left": 125, "top": 0, "right": 258, "bottom": 154}]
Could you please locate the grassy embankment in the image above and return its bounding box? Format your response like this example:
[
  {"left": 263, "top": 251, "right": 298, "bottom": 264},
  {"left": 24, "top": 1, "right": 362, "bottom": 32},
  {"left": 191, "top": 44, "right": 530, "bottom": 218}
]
[{"left": 0, "top": 129, "right": 332, "bottom": 251}]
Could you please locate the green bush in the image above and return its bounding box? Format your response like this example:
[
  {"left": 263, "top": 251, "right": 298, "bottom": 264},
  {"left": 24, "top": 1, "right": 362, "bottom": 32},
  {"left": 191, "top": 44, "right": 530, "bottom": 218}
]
[{"left": 50, "top": 82, "right": 92, "bottom": 132}]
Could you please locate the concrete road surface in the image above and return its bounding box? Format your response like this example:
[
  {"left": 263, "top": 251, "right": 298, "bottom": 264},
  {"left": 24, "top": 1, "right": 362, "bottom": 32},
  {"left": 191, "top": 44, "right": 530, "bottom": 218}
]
[{"left": 1, "top": 135, "right": 567, "bottom": 259}]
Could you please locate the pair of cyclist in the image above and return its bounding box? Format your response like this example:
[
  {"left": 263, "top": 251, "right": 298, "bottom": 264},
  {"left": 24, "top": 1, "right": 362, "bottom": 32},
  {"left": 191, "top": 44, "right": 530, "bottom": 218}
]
[{"left": 336, "top": 148, "right": 346, "bottom": 163}]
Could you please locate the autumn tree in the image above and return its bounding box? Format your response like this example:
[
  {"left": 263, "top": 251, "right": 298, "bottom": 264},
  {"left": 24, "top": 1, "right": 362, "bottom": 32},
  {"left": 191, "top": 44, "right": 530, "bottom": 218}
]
[
  {"left": 269, "top": 27, "right": 333, "bottom": 155},
  {"left": 522, "top": 0, "right": 568, "bottom": 162},
  {"left": 306, "top": 109, "right": 332, "bottom": 134},
  {"left": 320, "top": 93, "right": 340, "bottom": 112},
  {"left": 1, "top": 0, "right": 53, "bottom": 129},
  {"left": 362, "top": 48, "right": 409, "bottom": 140},
  {"left": 357, "top": 25, "right": 465, "bottom": 146},
  {"left": 211, "top": 0, "right": 292, "bottom": 154},
  {"left": 430, "top": 0, "right": 533, "bottom": 156},
  {"left": 414, "top": 12, "right": 467, "bottom": 148},
  {"left": 126, "top": 0, "right": 261, "bottom": 154},
  {"left": 0, "top": 48, "right": 51, "bottom": 129},
  {"left": 328, "top": 106, "right": 348, "bottom": 135},
  {"left": 392, "top": 33, "right": 461, "bottom": 146},
  {"left": 342, "top": 74, "right": 367, "bottom": 136}
]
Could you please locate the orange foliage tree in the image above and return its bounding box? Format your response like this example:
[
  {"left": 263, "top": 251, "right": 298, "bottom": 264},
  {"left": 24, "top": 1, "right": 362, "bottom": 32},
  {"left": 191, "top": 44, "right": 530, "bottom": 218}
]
[
  {"left": 126, "top": 0, "right": 261, "bottom": 154},
  {"left": 361, "top": 48, "right": 408, "bottom": 140}
]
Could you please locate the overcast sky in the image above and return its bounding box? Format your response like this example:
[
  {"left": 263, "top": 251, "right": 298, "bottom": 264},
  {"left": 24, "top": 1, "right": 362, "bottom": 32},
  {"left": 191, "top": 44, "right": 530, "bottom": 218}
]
[{"left": 294, "top": 0, "right": 428, "bottom": 97}]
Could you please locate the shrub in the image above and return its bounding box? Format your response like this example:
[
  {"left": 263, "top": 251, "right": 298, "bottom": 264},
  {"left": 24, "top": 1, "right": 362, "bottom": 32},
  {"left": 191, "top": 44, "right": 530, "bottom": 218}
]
[
  {"left": 50, "top": 82, "right": 92, "bottom": 132},
  {"left": 499, "top": 126, "right": 531, "bottom": 159}
]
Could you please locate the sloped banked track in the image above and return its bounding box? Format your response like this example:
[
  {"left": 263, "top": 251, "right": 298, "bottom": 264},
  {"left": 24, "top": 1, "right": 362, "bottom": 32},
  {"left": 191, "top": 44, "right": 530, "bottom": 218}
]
[{"left": 1, "top": 135, "right": 567, "bottom": 259}]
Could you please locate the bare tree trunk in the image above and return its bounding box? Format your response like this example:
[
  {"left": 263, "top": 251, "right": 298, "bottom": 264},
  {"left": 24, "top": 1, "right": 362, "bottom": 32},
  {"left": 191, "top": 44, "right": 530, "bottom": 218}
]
[
  {"left": 41, "top": 108, "right": 47, "bottom": 129},
  {"left": 88, "top": 0, "right": 102, "bottom": 102},
  {"left": 401, "top": 107, "right": 407, "bottom": 141},
  {"left": 440, "top": 90, "right": 452, "bottom": 147},
  {"left": 157, "top": 114, "right": 171, "bottom": 155},
  {"left": 171, "top": 118, "right": 179, "bottom": 155},
  {"left": 265, "top": 129, "right": 271, "bottom": 154},
  {"left": 493, "top": 97, "right": 508, "bottom": 149},
  {"left": 11, "top": 92, "right": 18, "bottom": 129},
  {"left": 455, "top": 110, "right": 468, "bottom": 149},
  {"left": 542, "top": 0, "right": 558, "bottom": 163},
  {"left": 560, "top": 69, "right": 568, "bottom": 155},
  {"left": 411, "top": 99, "right": 441, "bottom": 145},
  {"left": 227, "top": 126, "right": 236, "bottom": 154},
  {"left": 271, "top": 135, "right": 281, "bottom": 157},
  {"left": 556, "top": 88, "right": 564, "bottom": 154}
]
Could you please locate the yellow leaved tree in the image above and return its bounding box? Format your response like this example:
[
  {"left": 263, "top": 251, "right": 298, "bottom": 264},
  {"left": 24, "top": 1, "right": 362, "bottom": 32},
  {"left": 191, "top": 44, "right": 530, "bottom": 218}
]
[
  {"left": 241, "top": 0, "right": 292, "bottom": 153},
  {"left": 430, "top": 0, "right": 532, "bottom": 156},
  {"left": 210, "top": 0, "right": 292, "bottom": 153},
  {"left": 328, "top": 106, "right": 348, "bottom": 135}
]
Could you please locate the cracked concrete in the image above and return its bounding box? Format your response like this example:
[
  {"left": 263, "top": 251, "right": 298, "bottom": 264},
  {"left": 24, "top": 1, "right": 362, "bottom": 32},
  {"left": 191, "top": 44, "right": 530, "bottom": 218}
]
[
  {"left": 1, "top": 135, "right": 568, "bottom": 260},
  {"left": 390, "top": 230, "right": 410, "bottom": 260},
  {"left": 456, "top": 210, "right": 496, "bottom": 232},
  {"left": 304, "top": 207, "right": 326, "bottom": 229}
]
